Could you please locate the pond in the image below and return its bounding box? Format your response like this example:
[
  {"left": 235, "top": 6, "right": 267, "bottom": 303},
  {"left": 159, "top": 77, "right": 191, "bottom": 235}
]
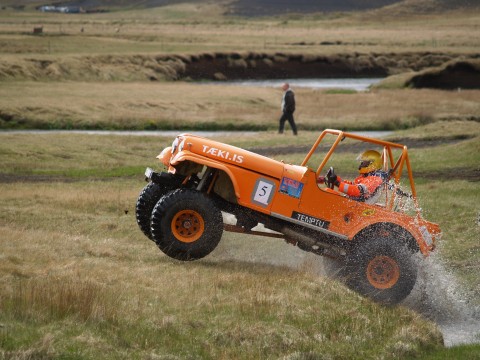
[
  {"left": 201, "top": 78, "right": 384, "bottom": 91},
  {"left": 0, "top": 130, "right": 392, "bottom": 138}
]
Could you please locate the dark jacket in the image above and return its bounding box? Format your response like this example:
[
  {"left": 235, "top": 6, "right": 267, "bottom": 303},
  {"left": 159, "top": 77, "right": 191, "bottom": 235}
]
[{"left": 282, "top": 89, "right": 295, "bottom": 113}]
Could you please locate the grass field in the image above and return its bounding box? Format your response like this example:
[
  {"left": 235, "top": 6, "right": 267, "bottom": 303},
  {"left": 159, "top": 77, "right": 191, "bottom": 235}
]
[
  {"left": 1, "top": 3, "right": 479, "bottom": 55},
  {"left": 1, "top": 2, "right": 480, "bottom": 358},
  {"left": 1, "top": 121, "right": 479, "bottom": 358},
  {"left": 1, "top": 81, "right": 479, "bottom": 131},
  {"left": 0, "top": 2, "right": 479, "bottom": 133},
  {"left": 0, "top": 178, "right": 444, "bottom": 359}
]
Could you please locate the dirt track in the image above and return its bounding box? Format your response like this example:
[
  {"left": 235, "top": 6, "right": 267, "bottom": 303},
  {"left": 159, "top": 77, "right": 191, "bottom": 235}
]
[
  {"left": 1, "top": 135, "right": 478, "bottom": 183},
  {"left": 249, "top": 136, "right": 471, "bottom": 155},
  {"left": 1, "top": 168, "right": 477, "bottom": 184}
]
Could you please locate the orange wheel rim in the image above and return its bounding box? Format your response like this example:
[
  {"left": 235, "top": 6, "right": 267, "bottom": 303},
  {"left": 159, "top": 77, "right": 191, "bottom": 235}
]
[
  {"left": 171, "top": 210, "right": 205, "bottom": 243},
  {"left": 366, "top": 256, "right": 400, "bottom": 289}
]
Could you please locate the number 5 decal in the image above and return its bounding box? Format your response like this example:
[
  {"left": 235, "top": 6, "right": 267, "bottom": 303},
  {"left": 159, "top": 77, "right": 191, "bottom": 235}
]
[{"left": 252, "top": 178, "right": 276, "bottom": 207}]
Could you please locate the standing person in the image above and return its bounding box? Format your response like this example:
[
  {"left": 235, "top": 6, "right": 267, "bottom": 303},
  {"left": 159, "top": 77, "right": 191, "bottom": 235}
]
[{"left": 278, "top": 82, "right": 298, "bottom": 135}]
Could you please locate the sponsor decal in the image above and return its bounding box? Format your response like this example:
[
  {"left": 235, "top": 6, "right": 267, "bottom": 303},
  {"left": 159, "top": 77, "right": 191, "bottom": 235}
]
[
  {"left": 202, "top": 145, "right": 243, "bottom": 164},
  {"left": 252, "top": 178, "right": 276, "bottom": 207},
  {"left": 279, "top": 177, "right": 304, "bottom": 199},
  {"left": 362, "top": 208, "right": 376, "bottom": 216},
  {"left": 292, "top": 211, "right": 330, "bottom": 229}
]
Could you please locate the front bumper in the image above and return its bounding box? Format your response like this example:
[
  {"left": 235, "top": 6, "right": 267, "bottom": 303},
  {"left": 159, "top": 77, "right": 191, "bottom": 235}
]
[{"left": 144, "top": 167, "right": 185, "bottom": 187}]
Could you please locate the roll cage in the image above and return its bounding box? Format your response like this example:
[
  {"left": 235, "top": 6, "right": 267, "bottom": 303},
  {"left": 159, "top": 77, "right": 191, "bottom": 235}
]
[{"left": 302, "top": 129, "right": 421, "bottom": 215}]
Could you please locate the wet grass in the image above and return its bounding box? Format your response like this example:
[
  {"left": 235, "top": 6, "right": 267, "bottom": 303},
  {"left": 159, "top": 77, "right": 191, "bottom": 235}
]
[{"left": 0, "top": 179, "right": 444, "bottom": 359}]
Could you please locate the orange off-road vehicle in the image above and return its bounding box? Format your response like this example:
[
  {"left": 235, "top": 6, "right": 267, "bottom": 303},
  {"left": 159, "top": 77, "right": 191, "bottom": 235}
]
[{"left": 136, "top": 129, "right": 441, "bottom": 304}]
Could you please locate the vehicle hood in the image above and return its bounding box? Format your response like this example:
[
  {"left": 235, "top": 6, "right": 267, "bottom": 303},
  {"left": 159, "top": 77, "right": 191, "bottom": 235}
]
[{"left": 173, "top": 134, "right": 291, "bottom": 179}]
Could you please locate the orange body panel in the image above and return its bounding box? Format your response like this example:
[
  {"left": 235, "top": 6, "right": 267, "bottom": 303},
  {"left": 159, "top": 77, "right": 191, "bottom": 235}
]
[
  {"left": 172, "top": 134, "right": 285, "bottom": 177},
  {"left": 163, "top": 131, "right": 441, "bottom": 256}
]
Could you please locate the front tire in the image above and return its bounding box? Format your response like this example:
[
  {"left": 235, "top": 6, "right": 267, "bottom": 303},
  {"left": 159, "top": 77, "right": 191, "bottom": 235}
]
[
  {"left": 136, "top": 182, "right": 170, "bottom": 240},
  {"left": 150, "top": 189, "right": 223, "bottom": 261},
  {"left": 345, "top": 237, "right": 417, "bottom": 305}
]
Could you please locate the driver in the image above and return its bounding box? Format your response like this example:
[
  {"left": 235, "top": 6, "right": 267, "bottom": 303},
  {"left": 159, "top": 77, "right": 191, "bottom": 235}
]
[{"left": 318, "top": 150, "right": 388, "bottom": 202}]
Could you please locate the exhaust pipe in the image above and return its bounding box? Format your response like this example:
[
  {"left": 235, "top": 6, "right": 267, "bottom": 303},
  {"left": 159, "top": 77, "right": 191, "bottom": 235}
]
[{"left": 281, "top": 227, "right": 346, "bottom": 258}]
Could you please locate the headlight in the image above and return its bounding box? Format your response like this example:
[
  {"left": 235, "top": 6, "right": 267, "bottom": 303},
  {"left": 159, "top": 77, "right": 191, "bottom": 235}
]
[
  {"left": 178, "top": 139, "right": 185, "bottom": 152},
  {"left": 171, "top": 138, "right": 179, "bottom": 154}
]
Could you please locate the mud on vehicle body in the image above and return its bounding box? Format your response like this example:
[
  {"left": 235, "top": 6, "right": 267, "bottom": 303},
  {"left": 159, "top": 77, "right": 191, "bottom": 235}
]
[{"left": 136, "top": 129, "right": 441, "bottom": 305}]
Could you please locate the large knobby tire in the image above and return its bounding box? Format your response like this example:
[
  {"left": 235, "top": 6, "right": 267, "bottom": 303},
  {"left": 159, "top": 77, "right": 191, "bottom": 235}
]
[
  {"left": 136, "top": 182, "right": 170, "bottom": 241},
  {"left": 150, "top": 189, "right": 223, "bottom": 261},
  {"left": 345, "top": 237, "right": 417, "bottom": 305}
]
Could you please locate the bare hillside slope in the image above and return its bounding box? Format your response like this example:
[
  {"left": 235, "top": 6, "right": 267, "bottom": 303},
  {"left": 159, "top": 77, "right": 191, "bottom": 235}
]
[{"left": 4, "top": 0, "right": 478, "bottom": 15}]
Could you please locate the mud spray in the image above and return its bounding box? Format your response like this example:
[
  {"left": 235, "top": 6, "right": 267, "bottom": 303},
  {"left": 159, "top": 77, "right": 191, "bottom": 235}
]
[{"left": 217, "top": 214, "right": 480, "bottom": 347}]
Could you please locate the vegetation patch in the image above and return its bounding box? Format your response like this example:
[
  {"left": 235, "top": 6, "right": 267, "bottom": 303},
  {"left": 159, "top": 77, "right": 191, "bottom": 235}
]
[{"left": 407, "top": 59, "right": 480, "bottom": 90}]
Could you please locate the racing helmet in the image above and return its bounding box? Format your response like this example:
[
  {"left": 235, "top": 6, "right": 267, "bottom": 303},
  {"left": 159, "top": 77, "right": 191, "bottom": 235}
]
[{"left": 356, "top": 150, "right": 382, "bottom": 174}]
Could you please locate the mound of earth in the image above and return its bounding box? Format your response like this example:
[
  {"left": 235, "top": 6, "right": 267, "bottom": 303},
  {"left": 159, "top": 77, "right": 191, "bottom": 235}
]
[
  {"left": 0, "top": 51, "right": 471, "bottom": 82},
  {"left": 406, "top": 59, "right": 480, "bottom": 90}
]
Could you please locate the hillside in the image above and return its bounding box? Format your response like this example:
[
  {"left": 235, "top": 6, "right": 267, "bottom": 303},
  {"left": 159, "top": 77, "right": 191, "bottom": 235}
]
[
  {"left": 368, "top": 0, "right": 480, "bottom": 17},
  {"left": 228, "top": 0, "right": 402, "bottom": 16},
  {"left": 3, "top": 0, "right": 479, "bottom": 14}
]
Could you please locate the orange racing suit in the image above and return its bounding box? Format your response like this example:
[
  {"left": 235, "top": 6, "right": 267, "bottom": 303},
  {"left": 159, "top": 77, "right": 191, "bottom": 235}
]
[{"left": 336, "top": 171, "right": 388, "bottom": 202}]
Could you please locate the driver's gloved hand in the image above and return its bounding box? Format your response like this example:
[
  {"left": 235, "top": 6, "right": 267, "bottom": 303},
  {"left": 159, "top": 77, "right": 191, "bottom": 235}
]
[{"left": 317, "top": 176, "right": 326, "bottom": 184}]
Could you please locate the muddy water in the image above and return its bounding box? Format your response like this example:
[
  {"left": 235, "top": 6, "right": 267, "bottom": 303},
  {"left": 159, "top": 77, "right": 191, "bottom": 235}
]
[{"left": 217, "top": 214, "right": 480, "bottom": 347}]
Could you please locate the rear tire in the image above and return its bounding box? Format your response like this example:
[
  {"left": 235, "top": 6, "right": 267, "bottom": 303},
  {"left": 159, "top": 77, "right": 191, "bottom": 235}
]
[
  {"left": 344, "top": 237, "right": 417, "bottom": 305},
  {"left": 151, "top": 189, "right": 223, "bottom": 261},
  {"left": 136, "top": 182, "right": 169, "bottom": 240}
]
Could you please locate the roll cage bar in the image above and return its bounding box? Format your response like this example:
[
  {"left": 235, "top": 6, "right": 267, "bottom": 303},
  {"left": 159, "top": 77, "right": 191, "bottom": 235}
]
[{"left": 301, "top": 129, "right": 421, "bottom": 215}]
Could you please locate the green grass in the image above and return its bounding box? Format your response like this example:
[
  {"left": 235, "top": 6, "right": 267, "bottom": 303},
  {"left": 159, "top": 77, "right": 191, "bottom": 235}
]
[
  {"left": 0, "top": 133, "right": 170, "bottom": 177},
  {"left": 323, "top": 89, "right": 358, "bottom": 95},
  {"left": 420, "top": 179, "right": 480, "bottom": 285},
  {"left": 0, "top": 179, "right": 444, "bottom": 358},
  {"left": 413, "top": 344, "right": 480, "bottom": 360}
]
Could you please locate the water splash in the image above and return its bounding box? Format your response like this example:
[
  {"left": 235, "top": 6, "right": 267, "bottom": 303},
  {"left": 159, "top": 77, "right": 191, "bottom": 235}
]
[
  {"left": 402, "top": 254, "right": 480, "bottom": 347},
  {"left": 218, "top": 213, "right": 480, "bottom": 347}
]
